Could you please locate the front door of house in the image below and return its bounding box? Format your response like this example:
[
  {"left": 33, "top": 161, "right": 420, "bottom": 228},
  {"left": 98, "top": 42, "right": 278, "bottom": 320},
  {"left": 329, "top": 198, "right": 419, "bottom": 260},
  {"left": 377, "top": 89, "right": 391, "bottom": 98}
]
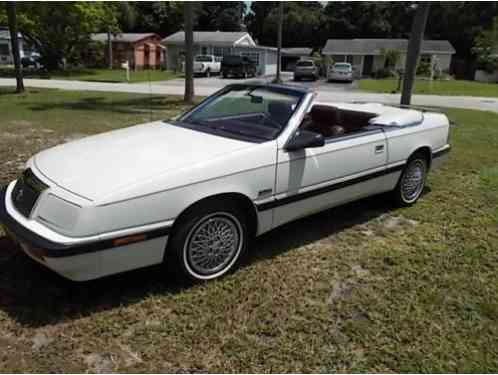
[{"left": 363, "top": 55, "right": 374, "bottom": 76}]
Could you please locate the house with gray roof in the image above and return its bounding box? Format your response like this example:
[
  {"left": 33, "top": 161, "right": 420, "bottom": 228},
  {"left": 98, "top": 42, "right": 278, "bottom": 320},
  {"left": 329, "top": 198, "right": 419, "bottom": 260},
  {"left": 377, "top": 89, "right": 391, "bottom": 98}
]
[
  {"left": 281, "top": 47, "right": 313, "bottom": 71},
  {"left": 162, "top": 31, "right": 279, "bottom": 76},
  {"left": 0, "top": 29, "right": 25, "bottom": 65},
  {"left": 322, "top": 38, "right": 456, "bottom": 77}
]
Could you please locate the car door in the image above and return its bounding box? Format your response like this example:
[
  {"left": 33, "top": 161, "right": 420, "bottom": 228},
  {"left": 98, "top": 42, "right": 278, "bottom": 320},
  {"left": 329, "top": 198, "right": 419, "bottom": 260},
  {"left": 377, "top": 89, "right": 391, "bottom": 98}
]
[{"left": 272, "top": 129, "right": 389, "bottom": 228}]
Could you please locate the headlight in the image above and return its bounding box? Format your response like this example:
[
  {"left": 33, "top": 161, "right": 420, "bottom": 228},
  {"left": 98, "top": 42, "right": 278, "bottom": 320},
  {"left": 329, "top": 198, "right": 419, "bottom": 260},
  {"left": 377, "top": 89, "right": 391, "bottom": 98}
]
[{"left": 35, "top": 193, "right": 80, "bottom": 231}]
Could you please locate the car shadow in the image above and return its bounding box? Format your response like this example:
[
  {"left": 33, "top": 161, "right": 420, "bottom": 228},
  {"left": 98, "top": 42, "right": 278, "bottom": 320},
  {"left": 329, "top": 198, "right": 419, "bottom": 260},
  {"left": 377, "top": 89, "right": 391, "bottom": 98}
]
[{"left": 0, "top": 192, "right": 417, "bottom": 328}]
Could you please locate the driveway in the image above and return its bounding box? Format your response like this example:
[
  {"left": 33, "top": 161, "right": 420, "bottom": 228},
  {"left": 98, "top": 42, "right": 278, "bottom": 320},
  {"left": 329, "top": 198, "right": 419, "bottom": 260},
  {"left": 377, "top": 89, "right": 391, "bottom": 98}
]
[{"left": 1, "top": 77, "right": 497, "bottom": 113}]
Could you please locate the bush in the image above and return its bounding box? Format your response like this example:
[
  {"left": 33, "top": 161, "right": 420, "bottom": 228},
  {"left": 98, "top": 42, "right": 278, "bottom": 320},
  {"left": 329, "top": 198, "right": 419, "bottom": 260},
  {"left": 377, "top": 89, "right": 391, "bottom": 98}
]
[
  {"left": 416, "top": 61, "right": 432, "bottom": 76},
  {"left": 373, "top": 67, "right": 397, "bottom": 79}
]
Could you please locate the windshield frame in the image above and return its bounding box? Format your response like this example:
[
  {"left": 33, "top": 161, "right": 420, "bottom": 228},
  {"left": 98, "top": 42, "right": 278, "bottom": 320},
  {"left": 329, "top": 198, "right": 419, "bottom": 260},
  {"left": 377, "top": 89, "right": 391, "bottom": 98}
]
[{"left": 171, "top": 84, "right": 308, "bottom": 143}]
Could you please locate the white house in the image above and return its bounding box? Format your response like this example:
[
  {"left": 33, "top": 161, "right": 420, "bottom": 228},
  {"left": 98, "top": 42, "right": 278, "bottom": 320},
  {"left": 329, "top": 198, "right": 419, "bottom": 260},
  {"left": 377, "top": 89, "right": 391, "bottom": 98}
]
[
  {"left": 162, "top": 31, "right": 279, "bottom": 76},
  {"left": 322, "top": 38, "right": 456, "bottom": 77},
  {"left": 0, "top": 29, "right": 25, "bottom": 65}
]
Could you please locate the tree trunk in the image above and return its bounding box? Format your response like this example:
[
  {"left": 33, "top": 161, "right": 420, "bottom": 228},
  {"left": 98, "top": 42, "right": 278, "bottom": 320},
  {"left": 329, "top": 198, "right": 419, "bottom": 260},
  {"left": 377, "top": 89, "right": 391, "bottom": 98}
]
[
  {"left": 6, "top": 2, "right": 24, "bottom": 93},
  {"left": 183, "top": 2, "right": 194, "bottom": 103},
  {"left": 401, "top": 3, "right": 430, "bottom": 105},
  {"left": 107, "top": 29, "right": 113, "bottom": 69},
  {"left": 274, "top": 2, "right": 284, "bottom": 83}
]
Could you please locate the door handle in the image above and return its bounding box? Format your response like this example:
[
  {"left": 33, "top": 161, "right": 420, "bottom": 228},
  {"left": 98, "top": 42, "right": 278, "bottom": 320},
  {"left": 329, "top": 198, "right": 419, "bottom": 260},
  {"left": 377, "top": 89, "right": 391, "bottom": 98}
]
[{"left": 375, "top": 144, "right": 385, "bottom": 154}]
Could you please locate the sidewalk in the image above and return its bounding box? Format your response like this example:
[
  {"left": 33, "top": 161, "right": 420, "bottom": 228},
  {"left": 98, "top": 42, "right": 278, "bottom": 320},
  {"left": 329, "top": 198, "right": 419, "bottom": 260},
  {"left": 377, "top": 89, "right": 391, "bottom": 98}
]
[{"left": 1, "top": 77, "right": 497, "bottom": 113}]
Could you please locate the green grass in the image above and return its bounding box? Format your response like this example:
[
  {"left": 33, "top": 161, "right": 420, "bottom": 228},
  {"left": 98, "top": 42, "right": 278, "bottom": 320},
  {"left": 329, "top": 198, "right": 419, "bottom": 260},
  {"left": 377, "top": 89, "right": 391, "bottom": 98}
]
[
  {"left": 0, "top": 88, "right": 497, "bottom": 372},
  {"left": 0, "top": 67, "right": 182, "bottom": 83},
  {"left": 359, "top": 78, "right": 498, "bottom": 97}
]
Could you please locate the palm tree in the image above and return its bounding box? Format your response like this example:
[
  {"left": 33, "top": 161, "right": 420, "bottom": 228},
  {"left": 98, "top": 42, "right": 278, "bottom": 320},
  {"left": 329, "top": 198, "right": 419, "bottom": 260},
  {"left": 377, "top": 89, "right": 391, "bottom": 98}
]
[
  {"left": 184, "top": 1, "right": 194, "bottom": 103},
  {"left": 6, "top": 2, "right": 24, "bottom": 93},
  {"left": 401, "top": 3, "right": 431, "bottom": 105}
]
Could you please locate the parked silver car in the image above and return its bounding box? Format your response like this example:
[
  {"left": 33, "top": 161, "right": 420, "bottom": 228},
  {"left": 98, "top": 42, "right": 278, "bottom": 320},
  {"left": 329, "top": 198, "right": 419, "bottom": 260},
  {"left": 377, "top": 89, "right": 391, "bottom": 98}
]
[
  {"left": 328, "top": 62, "right": 354, "bottom": 82},
  {"left": 294, "top": 60, "right": 318, "bottom": 81}
]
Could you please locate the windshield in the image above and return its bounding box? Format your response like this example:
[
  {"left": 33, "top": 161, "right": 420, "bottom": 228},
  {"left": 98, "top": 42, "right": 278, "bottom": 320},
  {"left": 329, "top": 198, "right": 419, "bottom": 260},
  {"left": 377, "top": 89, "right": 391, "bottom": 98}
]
[
  {"left": 334, "top": 63, "right": 352, "bottom": 71},
  {"left": 195, "top": 55, "right": 213, "bottom": 62},
  {"left": 176, "top": 86, "right": 304, "bottom": 142},
  {"left": 297, "top": 61, "right": 314, "bottom": 67},
  {"left": 222, "top": 56, "right": 243, "bottom": 65}
]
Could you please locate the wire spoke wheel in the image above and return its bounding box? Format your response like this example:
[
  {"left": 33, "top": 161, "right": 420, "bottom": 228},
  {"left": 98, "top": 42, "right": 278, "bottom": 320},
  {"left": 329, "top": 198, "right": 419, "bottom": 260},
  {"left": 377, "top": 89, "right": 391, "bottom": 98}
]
[
  {"left": 184, "top": 212, "right": 243, "bottom": 277},
  {"left": 401, "top": 159, "right": 426, "bottom": 203}
]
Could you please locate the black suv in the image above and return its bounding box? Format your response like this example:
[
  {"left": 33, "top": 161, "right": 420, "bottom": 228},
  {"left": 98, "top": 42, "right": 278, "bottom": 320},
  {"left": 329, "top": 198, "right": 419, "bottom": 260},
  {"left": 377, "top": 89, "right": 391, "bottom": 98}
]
[{"left": 221, "top": 55, "right": 257, "bottom": 79}]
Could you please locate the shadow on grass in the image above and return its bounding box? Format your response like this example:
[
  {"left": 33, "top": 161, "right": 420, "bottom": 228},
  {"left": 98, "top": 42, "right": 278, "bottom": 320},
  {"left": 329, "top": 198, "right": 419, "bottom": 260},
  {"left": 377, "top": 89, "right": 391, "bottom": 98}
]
[
  {"left": 0, "top": 191, "right": 413, "bottom": 328},
  {"left": 27, "top": 96, "right": 188, "bottom": 115}
]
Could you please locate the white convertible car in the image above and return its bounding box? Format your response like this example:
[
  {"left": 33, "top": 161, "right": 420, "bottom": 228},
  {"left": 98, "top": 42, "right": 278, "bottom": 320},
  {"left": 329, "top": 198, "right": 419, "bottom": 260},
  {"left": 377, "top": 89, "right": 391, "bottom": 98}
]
[{"left": 0, "top": 83, "right": 450, "bottom": 282}]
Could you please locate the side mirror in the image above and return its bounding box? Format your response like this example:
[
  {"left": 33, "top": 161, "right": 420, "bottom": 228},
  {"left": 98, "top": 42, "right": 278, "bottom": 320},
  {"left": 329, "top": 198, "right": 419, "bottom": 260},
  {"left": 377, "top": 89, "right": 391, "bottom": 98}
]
[{"left": 285, "top": 129, "right": 325, "bottom": 151}]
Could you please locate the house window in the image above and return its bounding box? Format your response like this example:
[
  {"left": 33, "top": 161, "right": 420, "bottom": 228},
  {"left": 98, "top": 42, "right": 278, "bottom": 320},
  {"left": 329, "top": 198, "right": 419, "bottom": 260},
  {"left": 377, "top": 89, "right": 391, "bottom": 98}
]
[
  {"left": 241, "top": 52, "right": 259, "bottom": 65},
  {"left": 0, "top": 44, "right": 9, "bottom": 55},
  {"left": 420, "top": 54, "right": 432, "bottom": 63},
  {"left": 201, "top": 46, "right": 208, "bottom": 55},
  {"left": 213, "top": 47, "right": 233, "bottom": 57}
]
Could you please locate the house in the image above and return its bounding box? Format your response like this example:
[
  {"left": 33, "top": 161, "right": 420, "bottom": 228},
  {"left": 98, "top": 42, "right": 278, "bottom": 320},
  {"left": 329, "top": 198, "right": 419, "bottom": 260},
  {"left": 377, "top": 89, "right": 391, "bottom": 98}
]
[
  {"left": 89, "top": 33, "right": 165, "bottom": 69},
  {"left": 322, "top": 38, "right": 456, "bottom": 77},
  {"left": 281, "top": 47, "right": 312, "bottom": 71},
  {"left": 0, "top": 29, "right": 25, "bottom": 65},
  {"left": 162, "top": 31, "right": 279, "bottom": 76}
]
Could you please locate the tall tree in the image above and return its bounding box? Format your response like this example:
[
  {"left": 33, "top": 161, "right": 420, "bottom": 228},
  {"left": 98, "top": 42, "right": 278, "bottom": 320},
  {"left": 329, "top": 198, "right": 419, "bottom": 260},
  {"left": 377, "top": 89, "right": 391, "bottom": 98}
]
[
  {"left": 245, "top": 2, "right": 278, "bottom": 44},
  {"left": 196, "top": 2, "right": 245, "bottom": 31},
  {"left": 130, "top": 2, "right": 183, "bottom": 36},
  {"left": 250, "top": 2, "right": 324, "bottom": 48},
  {"left": 401, "top": 3, "right": 431, "bottom": 105},
  {"left": 6, "top": 2, "right": 24, "bottom": 93},
  {"left": 10, "top": 2, "right": 120, "bottom": 70},
  {"left": 184, "top": 1, "right": 194, "bottom": 104}
]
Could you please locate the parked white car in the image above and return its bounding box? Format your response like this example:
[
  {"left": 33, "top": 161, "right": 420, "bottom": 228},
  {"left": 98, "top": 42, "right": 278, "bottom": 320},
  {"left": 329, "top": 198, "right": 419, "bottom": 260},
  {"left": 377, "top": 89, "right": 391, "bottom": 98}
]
[
  {"left": 328, "top": 62, "right": 354, "bottom": 82},
  {"left": 193, "top": 55, "right": 221, "bottom": 77},
  {"left": 294, "top": 59, "right": 319, "bottom": 81},
  {"left": 0, "top": 84, "right": 450, "bottom": 282}
]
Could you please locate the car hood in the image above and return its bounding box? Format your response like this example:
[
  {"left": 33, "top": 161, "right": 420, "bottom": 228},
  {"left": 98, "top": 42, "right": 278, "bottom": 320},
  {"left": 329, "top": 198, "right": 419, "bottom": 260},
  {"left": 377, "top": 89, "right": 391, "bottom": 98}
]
[{"left": 34, "top": 121, "right": 253, "bottom": 201}]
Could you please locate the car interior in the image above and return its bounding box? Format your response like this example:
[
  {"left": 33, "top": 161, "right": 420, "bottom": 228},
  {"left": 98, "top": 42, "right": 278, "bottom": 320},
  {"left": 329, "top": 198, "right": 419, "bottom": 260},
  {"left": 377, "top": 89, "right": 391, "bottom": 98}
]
[{"left": 299, "top": 104, "right": 378, "bottom": 138}]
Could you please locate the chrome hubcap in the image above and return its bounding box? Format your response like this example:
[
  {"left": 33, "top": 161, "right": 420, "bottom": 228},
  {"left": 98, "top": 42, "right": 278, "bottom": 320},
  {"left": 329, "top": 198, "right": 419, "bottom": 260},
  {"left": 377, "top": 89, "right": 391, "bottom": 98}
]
[
  {"left": 185, "top": 213, "right": 242, "bottom": 276},
  {"left": 401, "top": 160, "right": 426, "bottom": 202}
]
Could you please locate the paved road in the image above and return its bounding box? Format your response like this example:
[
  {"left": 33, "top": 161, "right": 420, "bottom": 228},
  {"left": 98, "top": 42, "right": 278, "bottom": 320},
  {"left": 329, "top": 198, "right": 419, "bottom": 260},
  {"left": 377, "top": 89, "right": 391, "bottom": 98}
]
[{"left": 1, "top": 76, "right": 497, "bottom": 113}]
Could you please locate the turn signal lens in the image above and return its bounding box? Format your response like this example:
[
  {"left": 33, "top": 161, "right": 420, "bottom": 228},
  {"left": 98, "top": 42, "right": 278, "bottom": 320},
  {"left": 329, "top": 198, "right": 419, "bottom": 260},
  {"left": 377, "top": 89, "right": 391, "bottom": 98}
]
[{"left": 113, "top": 234, "right": 147, "bottom": 247}]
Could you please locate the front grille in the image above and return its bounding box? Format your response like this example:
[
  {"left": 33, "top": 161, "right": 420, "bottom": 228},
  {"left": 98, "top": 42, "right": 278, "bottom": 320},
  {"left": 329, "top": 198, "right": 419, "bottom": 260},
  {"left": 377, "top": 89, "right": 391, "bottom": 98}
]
[{"left": 11, "top": 169, "right": 48, "bottom": 218}]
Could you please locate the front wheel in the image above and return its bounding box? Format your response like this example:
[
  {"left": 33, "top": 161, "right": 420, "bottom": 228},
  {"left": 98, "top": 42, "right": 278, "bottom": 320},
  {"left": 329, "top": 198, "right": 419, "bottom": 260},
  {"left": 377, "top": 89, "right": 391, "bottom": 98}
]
[
  {"left": 166, "top": 201, "right": 249, "bottom": 282},
  {"left": 392, "top": 155, "right": 428, "bottom": 206}
]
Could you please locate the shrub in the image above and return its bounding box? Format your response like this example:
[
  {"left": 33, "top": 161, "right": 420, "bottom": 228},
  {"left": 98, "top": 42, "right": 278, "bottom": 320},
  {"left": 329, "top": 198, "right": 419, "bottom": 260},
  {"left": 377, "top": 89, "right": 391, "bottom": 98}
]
[
  {"left": 416, "top": 61, "right": 432, "bottom": 76},
  {"left": 373, "top": 67, "right": 397, "bottom": 79}
]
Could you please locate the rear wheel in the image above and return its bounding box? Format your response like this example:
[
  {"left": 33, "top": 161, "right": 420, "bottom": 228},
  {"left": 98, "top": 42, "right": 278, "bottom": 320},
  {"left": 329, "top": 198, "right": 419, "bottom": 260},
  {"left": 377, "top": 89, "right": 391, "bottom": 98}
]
[
  {"left": 166, "top": 201, "right": 249, "bottom": 282},
  {"left": 392, "top": 153, "right": 428, "bottom": 206},
  {"left": 205, "top": 68, "right": 211, "bottom": 78}
]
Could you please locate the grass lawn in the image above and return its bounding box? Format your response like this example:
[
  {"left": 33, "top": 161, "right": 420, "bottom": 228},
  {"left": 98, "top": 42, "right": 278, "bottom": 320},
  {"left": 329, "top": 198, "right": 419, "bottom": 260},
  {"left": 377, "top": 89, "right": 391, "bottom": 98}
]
[
  {"left": 0, "top": 87, "right": 497, "bottom": 372},
  {"left": 0, "top": 67, "right": 182, "bottom": 83},
  {"left": 359, "top": 78, "right": 498, "bottom": 97}
]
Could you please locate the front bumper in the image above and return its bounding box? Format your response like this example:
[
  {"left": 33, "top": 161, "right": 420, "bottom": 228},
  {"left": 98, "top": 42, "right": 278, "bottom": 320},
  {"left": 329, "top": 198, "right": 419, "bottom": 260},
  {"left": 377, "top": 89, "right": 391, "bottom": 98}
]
[
  {"left": 0, "top": 186, "right": 171, "bottom": 281},
  {"left": 328, "top": 73, "right": 353, "bottom": 81}
]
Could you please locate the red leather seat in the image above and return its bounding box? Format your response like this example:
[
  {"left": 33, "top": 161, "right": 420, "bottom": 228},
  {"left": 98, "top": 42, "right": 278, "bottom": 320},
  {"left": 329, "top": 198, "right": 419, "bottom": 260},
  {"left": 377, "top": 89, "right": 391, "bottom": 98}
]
[{"left": 301, "top": 105, "right": 345, "bottom": 137}]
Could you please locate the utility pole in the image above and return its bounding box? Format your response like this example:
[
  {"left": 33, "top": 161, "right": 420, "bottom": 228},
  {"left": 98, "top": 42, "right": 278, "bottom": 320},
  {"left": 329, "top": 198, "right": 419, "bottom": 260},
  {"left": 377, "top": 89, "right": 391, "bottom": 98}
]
[
  {"left": 184, "top": 1, "right": 194, "bottom": 103},
  {"left": 274, "top": 2, "right": 284, "bottom": 83},
  {"left": 401, "top": 2, "right": 430, "bottom": 105}
]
